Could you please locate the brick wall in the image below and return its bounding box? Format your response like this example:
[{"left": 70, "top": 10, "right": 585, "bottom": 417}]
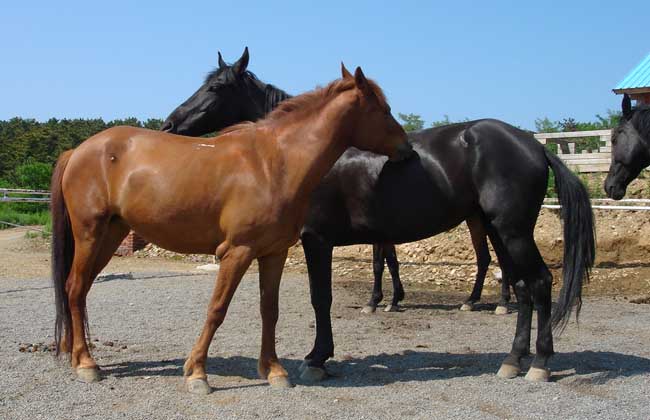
[{"left": 115, "top": 231, "right": 148, "bottom": 256}]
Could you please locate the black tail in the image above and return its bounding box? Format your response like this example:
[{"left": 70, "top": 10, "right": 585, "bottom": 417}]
[
  {"left": 51, "top": 150, "right": 74, "bottom": 356},
  {"left": 544, "top": 148, "right": 596, "bottom": 332}
]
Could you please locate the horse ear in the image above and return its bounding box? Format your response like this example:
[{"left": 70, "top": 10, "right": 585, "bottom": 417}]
[
  {"left": 218, "top": 51, "right": 227, "bottom": 69},
  {"left": 232, "top": 47, "right": 250, "bottom": 75},
  {"left": 341, "top": 62, "right": 353, "bottom": 79},
  {"left": 354, "top": 66, "right": 372, "bottom": 96},
  {"left": 622, "top": 94, "right": 633, "bottom": 120}
]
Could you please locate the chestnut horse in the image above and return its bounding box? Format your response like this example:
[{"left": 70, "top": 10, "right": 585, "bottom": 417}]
[
  {"left": 162, "top": 48, "right": 511, "bottom": 313},
  {"left": 50, "top": 65, "right": 412, "bottom": 394}
]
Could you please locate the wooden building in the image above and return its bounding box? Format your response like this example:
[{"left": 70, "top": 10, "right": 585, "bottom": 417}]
[{"left": 613, "top": 53, "right": 650, "bottom": 104}]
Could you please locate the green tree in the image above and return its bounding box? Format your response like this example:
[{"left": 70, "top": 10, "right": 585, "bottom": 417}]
[
  {"left": 431, "top": 115, "right": 452, "bottom": 127},
  {"left": 431, "top": 115, "right": 471, "bottom": 127},
  {"left": 398, "top": 113, "right": 424, "bottom": 132},
  {"left": 14, "top": 162, "right": 53, "bottom": 190}
]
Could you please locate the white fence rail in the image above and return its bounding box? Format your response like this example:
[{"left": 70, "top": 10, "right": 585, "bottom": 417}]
[
  {"left": 534, "top": 129, "right": 612, "bottom": 173},
  {"left": 543, "top": 198, "right": 650, "bottom": 211},
  {"left": 0, "top": 188, "right": 51, "bottom": 203}
]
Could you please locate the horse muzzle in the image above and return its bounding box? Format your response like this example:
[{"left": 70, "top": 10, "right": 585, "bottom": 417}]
[
  {"left": 161, "top": 120, "right": 175, "bottom": 133},
  {"left": 389, "top": 142, "right": 414, "bottom": 162}
]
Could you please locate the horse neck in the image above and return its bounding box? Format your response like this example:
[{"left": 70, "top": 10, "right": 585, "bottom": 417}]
[
  {"left": 277, "top": 93, "right": 356, "bottom": 202},
  {"left": 243, "top": 76, "right": 292, "bottom": 119},
  {"left": 264, "top": 85, "right": 292, "bottom": 114}
]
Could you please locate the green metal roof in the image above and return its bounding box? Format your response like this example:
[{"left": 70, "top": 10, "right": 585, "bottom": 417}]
[{"left": 614, "top": 53, "right": 650, "bottom": 91}]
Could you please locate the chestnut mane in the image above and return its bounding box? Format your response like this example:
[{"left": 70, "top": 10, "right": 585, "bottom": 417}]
[{"left": 219, "top": 77, "right": 387, "bottom": 135}]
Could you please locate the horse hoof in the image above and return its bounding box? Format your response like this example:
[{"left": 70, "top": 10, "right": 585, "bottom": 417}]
[
  {"left": 361, "top": 305, "right": 376, "bottom": 314},
  {"left": 269, "top": 375, "right": 293, "bottom": 388},
  {"left": 186, "top": 378, "right": 211, "bottom": 395},
  {"left": 494, "top": 305, "right": 509, "bottom": 315},
  {"left": 496, "top": 363, "right": 521, "bottom": 379},
  {"left": 76, "top": 367, "right": 100, "bottom": 383},
  {"left": 525, "top": 367, "right": 550, "bottom": 382},
  {"left": 460, "top": 302, "right": 474, "bottom": 312},
  {"left": 384, "top": 304, "right": 399, "bottom": 312},
  {"left": 300, "top": 366, "right": 327, "bottom": 382}
]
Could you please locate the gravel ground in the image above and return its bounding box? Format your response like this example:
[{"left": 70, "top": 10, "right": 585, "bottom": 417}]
[{"left": 1, "top": 269, "right": 649, "bottom": 420}]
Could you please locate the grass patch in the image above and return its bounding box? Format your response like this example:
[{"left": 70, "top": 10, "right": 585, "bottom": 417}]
[{"left": 0, "top": 203, "right": 51, "bottom": 233}]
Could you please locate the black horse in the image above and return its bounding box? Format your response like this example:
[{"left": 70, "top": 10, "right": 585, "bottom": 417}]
[
  {"left": 604, "top": 94, "right": 650, "bottom": 199},
  {"left": 166, "top": 55, "right": 595, "bottom": 383},
  {"left": 163, "top": 48, "right": 510, "bottom": 314},
  {"left": 161, "top": 47, "right": 290, "bottom": 135}
]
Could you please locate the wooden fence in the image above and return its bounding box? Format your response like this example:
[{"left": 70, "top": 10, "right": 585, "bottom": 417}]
[
  {"left": 1, "top": 188, "right": 51, "bottom": 203},
  {"left": 534, "top": 129, "right": 612, "bottom": 173}
]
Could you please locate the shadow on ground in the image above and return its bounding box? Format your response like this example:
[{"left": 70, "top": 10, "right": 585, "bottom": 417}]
[{"left": 101, "top": 350, "right": 650, "bottom": 389}]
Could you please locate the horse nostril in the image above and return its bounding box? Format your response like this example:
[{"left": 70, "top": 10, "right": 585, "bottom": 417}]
[{"left": 161, "top": 121, "right": 174, "bottom": 133}]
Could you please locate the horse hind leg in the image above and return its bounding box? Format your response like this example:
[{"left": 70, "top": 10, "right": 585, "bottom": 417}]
[
  {"left": 461, "top": 217, "right": 491, "bottom": 312},
  {"left": 495, "top": 269, "right": 513, "bottom": 315},
  {"left": 362, "top": 244, "right": 385, "bottom": 314},
  {"left": 489, "top": 229, "right": 551, "bottom": 380},
  {"left": 384, "top": 244, "right": 403, "bottom": 312},
  {"left": 526, "top": 263, "right": 554, "bottom": 382},
  {"left": 65, "top": 218, "right": 114, "bottom": 382},
  {"left": 60, "top": 219, "right": 129, "bottom": 357},
  {"left": 89, "top": 219, "right": 130, "bottom": 280}
]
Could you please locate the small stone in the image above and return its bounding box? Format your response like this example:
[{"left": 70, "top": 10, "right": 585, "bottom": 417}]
[{"left": 102, "top": 341, "right": 114, "bottom": 347}]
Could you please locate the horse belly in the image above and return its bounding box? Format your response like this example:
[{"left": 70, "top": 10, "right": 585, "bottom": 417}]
[{"left": 115, "top": 171, "right": 225, "bottom": 255}]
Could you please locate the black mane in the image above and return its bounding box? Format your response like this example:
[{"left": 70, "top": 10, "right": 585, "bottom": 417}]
[
  {"left": 631, "top": 104, "right": 650, "bottom": 141},
  {"left": 205, "top": 67, "right": 291, "bottom": 114}
]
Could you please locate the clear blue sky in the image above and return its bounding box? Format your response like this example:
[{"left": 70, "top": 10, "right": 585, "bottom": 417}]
[{"left": 1, "top": 1, "right": 648, "bottom": 130}]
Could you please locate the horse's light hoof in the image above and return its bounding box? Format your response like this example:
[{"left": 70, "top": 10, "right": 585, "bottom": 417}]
[
  {"left": 300, "top": 366, "right": 327, "bottom": 382},
  {"left": 496, "top": 363, "right": 521, "bottom": 379},
  {"left": 384, "top": 304, "right": 399, "bottom": 312},
  {"left": 269, "top": 375, "right": 293, "bottom": 388},
  {"left": 460, "top": 302, "right": 474, "bottom": 312},
  {"left": 525, "top": 367, "right": 550, "bottom": 382},
  {"left": 186, "top": 378, "right": 211, "bottom": 395},
  {"left": 361, "top": 305, "right": 376, "bottom": 314},
  {"left": 494, "top": 305, "right": 509, "bottom": 315},
  {"left": 76, "top": 367, "right": 100, "bottom": 383}
]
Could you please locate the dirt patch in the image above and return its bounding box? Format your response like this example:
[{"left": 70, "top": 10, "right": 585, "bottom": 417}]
[
  {"left": 284, "top": 208, "right": 650, "bottom": 298},
  {"left": 0, "top": 227, "right": 202, "bottom": 279},
  {"left": 3, "top": 206, "right": 650, "bottom": 298}
]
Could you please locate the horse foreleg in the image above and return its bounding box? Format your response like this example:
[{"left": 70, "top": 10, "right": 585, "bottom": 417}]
[
  {"left": 301, "top": 232, "right": 333, "bottom": 382},
  {"left": 257, "top": 250, "right": 291, "bottom": 388},
  {"left": 184, "top": 245, "right": 253, "bottom": 395}
]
